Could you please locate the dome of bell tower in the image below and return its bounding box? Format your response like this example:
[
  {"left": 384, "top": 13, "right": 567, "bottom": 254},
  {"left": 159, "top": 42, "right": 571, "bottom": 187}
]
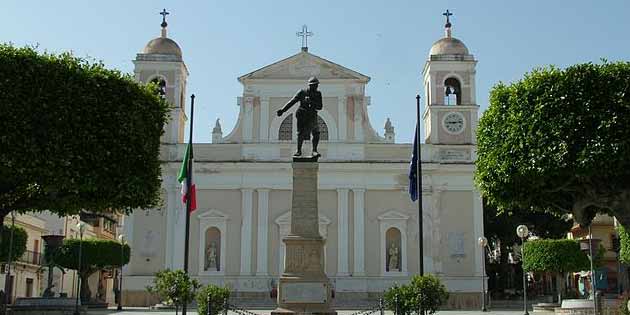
[
  {"left": 428, "top": 9, "right": 471, "bottom": 57},
  {"left": 142, "top": 9, "right": 182, "bottom": 59}
]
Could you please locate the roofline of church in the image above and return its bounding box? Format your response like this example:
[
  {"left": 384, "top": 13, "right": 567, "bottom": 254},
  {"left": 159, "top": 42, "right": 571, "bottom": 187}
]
[{"left": 237, "top": 50, "right": 371, "bottom": 84}]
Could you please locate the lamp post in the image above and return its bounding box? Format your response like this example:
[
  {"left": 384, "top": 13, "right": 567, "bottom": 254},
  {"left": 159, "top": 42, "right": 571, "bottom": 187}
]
[
  {"left": 117, "top": 234, "right": 125, "bottom": 311},
  {"left": 478, "top": 236, "right": 488, "bottom": 312},
  {"left": 588, "top": 225, "right": 597, "bottom": 315},
  {"left": 74, "top": 222, "right": 86, "bottom": 315},
  {"left": 517, "top": 225, "right": 529, "bottom": 315},
  {"left": 3, "top": 212, "right": 16, "bottom": 309}
]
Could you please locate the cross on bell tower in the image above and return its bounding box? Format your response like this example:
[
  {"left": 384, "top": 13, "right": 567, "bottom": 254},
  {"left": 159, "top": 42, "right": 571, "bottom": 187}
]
[
  {"left": 442, "top": 9, "right": 453, "bottom": 27},
  {"left": 159, "top": 9, "right": 170, "bottom": 37},
  {"left": 160, "top": 9, "right": 170, "bottom": 27},
  {"left": 296, "top": 25, "right": 314, "bottom": 52},
  {"left": 442, "top": 9, "right": 454, "bottom": 38}
]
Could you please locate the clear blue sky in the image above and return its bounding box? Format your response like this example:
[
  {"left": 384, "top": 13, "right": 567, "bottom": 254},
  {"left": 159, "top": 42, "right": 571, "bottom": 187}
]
[{"left": 3, "top": 0, "right": 629, "bottom": 143}]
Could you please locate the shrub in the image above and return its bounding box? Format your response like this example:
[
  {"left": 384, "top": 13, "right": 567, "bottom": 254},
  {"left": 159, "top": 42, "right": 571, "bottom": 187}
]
[
  {"left": 196, "top": 284, "right": 230, "bottom": 315},
  {"left": 384, "top": 274, "right": 449, "bottom": 315},
  {"left": 619, "top": 293, "right": 630, "bottom": 315},
  {"left": 618, "top": 225, "right": 630, "bottom": 264},
  {"left": 146, "top": 269, "right": 200, "bottom": 311}
]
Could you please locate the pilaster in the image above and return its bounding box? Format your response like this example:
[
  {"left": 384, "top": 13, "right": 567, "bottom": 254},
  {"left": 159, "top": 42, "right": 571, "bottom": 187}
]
[
  {"left": 337, "top": 188, "right": 349, "bottom": 276},
  {"left": 338, "top": 96, "right": 347, "bottom": 141},
  {"left": 122, "top": 213, "right": 134, "bottom": 274},
  {"left": 354, "top": 98, "right": 364, "bottom": 142},
  {"left": 352, "top": 189, "right": 365, "bottom": 276},
  {"left": 260, "top": 97, "right": 270, "bottom": 142},
  {"left": 256, "top": 189, "right": 270, "bottom": 275},
  {"left": 240, "top": 188, "right": 254, "bottom": 274},
  {"left": 473, "top": 190, "right": 484, "bottom": 276},
  {"left": 243, "top": 96, "right": 254, "bottom": 141}
]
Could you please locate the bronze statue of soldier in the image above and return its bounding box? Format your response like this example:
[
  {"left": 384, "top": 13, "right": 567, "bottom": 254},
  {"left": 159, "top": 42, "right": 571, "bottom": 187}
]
[{"left": 277, "top": 77, "right": 323, "bottom": 158}]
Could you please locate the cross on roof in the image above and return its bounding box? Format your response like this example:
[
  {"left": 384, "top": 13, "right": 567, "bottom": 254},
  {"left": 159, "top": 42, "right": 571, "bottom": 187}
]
[
  {"left": 160, "top": 8, "right": 170, "bottom": 27},
  {"left": 443, "top": 9, "right": 453, "bottom": 26},
  {"left": 296, "top": 25, "right": 314, "bottom": 50}
]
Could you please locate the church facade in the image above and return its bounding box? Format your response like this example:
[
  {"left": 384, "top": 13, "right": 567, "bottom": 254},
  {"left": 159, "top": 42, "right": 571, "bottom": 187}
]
[{"left": 122, "top": 17, "right": 485, "bottom": 308}]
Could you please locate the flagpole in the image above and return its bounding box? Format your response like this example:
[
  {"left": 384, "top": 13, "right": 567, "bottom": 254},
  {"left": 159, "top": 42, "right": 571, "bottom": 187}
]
[
  {"left": 182, "top": 94, "right": 195, "bottom": 315},
  {"left": 416, "top": 94, "right": 424, "bottom": 276}
]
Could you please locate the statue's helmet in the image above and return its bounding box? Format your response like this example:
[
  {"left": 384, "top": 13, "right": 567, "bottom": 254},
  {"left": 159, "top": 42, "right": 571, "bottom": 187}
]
[{"left": 307, "top": 77, "right": 319, "bottom": 85}]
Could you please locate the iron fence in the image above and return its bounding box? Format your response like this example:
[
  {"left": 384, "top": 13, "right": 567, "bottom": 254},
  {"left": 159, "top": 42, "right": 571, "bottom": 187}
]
[{"left": 16, "top": 250, "right": 42, "bottom": 266}]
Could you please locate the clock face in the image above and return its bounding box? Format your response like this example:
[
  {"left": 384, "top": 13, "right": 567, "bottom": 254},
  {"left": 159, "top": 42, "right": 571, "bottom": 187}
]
[{"left": 442, "top": 112, "right": 465, "bottom": 134}]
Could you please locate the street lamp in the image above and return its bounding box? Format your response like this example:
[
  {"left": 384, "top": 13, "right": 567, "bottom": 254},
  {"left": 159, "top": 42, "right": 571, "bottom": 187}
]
[
  {"left": 117, "top": 234, "right": 125, "bottom": 311},
  {"left": 587, "top": 225, "right": 597, "bottom": 315},
  {"left": 74, "top": 222, "right": 86, "bottom": 315},
  {"left": 516, "top": 225, "right": 529, "bottom": 315},
  {"left": 478, "top": 236, "right": 488, "bottom": 312},
  {"left": 3, "top": 212, "right": 16, "bottom": 310}
]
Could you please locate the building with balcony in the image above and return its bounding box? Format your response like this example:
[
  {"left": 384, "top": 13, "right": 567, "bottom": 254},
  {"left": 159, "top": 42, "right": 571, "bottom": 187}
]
[{"left": 0, "top": 213, "right": 46, "bottom": 302}]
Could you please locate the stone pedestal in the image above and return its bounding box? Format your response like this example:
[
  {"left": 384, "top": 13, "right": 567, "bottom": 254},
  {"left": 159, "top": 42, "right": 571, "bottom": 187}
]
[{"left": 272, "top": 157, "right": 336, "bottom": 315}]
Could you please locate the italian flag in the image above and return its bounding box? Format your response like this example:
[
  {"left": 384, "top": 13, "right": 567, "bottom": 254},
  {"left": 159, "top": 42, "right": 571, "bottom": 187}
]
[{"left": 177, "top": 143, "right": 197, "bottom": 212}]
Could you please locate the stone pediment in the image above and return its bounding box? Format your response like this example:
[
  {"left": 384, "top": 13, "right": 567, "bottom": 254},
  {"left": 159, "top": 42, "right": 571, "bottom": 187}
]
[
  {"left": 197, "top": 209, "right": 229, "bottom": 221},
  {"left": 238, "top": 51, "right": 370, "bottom": 83},
  {"left": 377, "top": 210, "right": 410, "bottom": 221}
]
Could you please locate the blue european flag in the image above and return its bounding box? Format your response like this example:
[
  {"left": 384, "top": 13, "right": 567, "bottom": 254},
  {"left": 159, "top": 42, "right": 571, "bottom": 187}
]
[{"left": 408, "top": 124, "right": 419, "bottom": 202}]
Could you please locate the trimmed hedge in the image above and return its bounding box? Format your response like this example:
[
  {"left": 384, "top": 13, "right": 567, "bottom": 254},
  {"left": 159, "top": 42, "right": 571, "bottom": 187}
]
[
  {"left": 475, "top": 61, "right": 630, "bottom": 228},
  {"left": 55, "top": 238, "right": 130, "bottom": 301},
  {"left": 0, "top": 224, "right": 27, "bottom": 262},
  {"left": 0, "top": 44, "right": 169, "bottom": 221},
  {"left": 522, "top": 239, "right": 589, "bottom": 273}
]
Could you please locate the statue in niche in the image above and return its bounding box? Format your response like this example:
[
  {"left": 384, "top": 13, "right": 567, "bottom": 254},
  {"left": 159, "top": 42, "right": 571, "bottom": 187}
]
[
  {"left": 388, "top": 241, "right": 400, "bottom": 272},
  {"left": 205, "top": 241, "right": 218, "bottom": 271}
]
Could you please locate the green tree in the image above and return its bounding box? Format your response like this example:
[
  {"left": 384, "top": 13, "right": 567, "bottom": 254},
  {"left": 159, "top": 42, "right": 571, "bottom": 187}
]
[
  {"left": 146, "top": 269, "right": 201, "bottom": 313},
  {"left": 0, "top": 225, "right": 27, "bottom": 263},
  {"left": 522, "top": 239, "right": 590, "bottom": 303},
  {"left": 54, "top": 238, "right": 130, "bottom": 302},
  {"left": 196, "top": 284, "right": 230, "bottom": 315},
  {"left": 0, "top": 44, "right": 169, "bottom": 227},
  {"left": 475, "top": 62, "right": 630, "bottom": 228},
  {"left": 384, "top": 274, "right": 449, "bottom": 315}
]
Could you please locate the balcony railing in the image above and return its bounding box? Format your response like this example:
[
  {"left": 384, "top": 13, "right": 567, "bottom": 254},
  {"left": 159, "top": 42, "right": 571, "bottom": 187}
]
[{"left": 16, "top": 250, "right": 42, "bottom": 266}]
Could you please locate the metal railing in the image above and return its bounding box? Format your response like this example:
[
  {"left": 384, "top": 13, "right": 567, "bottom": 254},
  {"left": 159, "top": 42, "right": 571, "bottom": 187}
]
[
  {"left": 15, "top": 250, "right": 42, "bottom": 266},
  {"left": 205, "top": 296, "right": 387, "bottom": 315}
]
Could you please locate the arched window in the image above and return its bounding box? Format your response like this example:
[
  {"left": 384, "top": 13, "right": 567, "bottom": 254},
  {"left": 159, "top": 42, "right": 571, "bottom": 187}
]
[
  {"left": 150, "top": 77, "right": 167, "bottom": 99},
  {"left": 317, "top": 116, "right": 329, "bottom": 141},
  {"left": 444, "top": 77, "right": 461, "bottom": 105},
  {"left": 278, "top": 114, "right": 293, "bottom": 141},
  {"left": 277, "top": 114, "right": 329, "bottom": 141},
  {"left": 386, "top": 227, "right": 402, "bottom": 272},
  {"left": 204, "top": 227, "right": 221, "bottom": 272}
]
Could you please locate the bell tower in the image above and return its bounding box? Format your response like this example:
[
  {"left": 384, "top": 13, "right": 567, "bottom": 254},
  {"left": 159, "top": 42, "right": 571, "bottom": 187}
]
[
  {"left": 422, "top": 10, "right": 479, "bottom": 145},
  {"left": 133, "top": 9, "right": 189, "bottom": 144}
]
